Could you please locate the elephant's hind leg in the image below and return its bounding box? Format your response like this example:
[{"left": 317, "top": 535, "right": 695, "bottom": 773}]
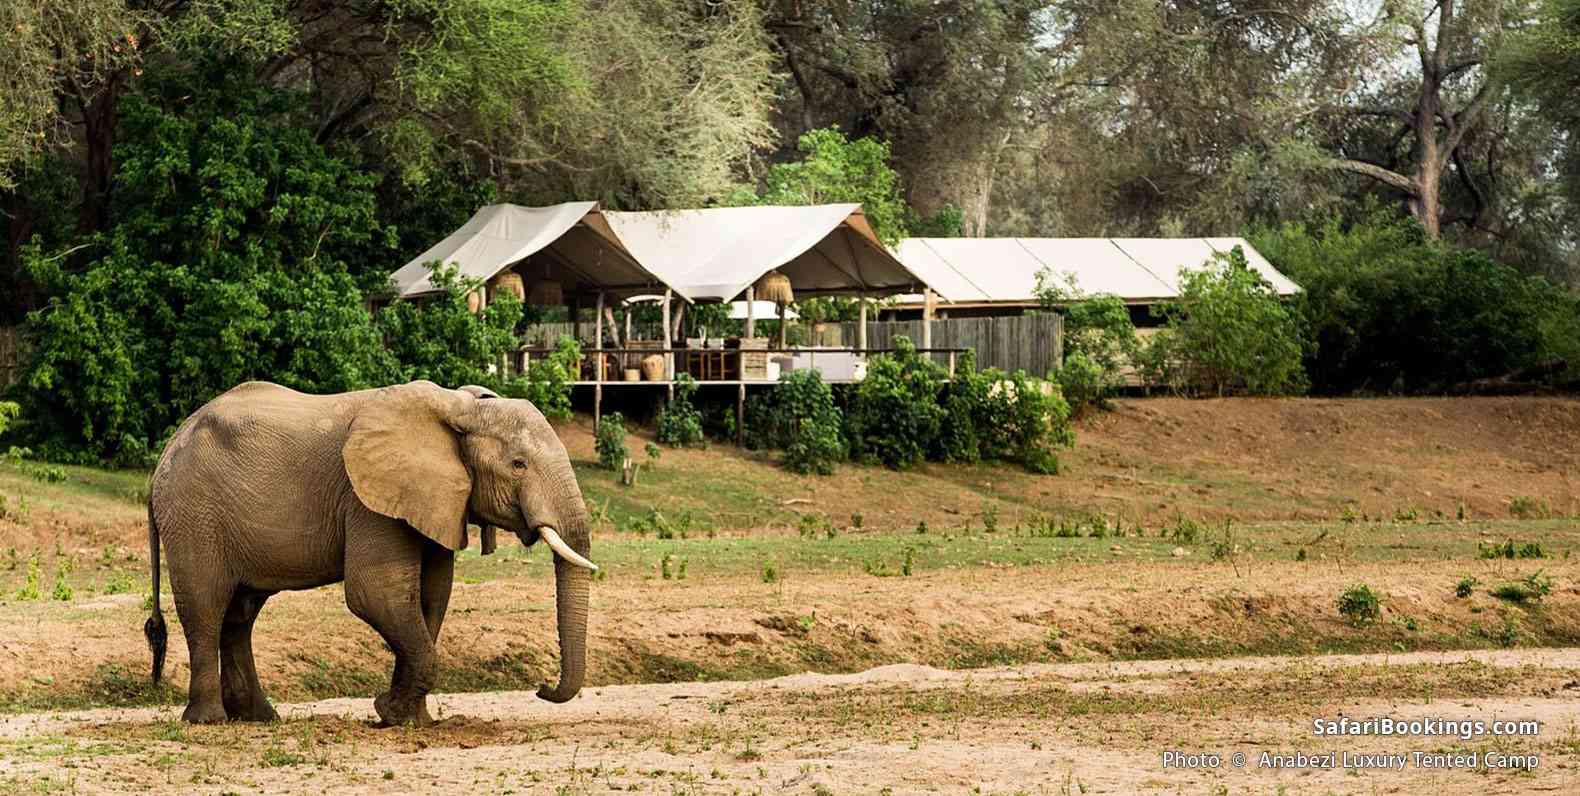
[
  {"left": 172, "top": 580, "right": 234, "bottom": 724},
  {"left": 221, "top": 588, "right": 277, "bottom": 722}
]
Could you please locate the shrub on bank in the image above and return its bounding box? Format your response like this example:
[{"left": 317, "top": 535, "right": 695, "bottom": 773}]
[
  {"left": 746, "top": 369, "right": 845, "bottom": 475},
  {"left": 1148, "top": 246, "right": 1309, "bottom": 397},
  {"left": 1254, "top": 213, "right": 1580, "bottom": 394}
]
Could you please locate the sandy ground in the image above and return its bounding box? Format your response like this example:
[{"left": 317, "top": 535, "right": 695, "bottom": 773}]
[{"left": 1, "top": 648, "right": 1576, "bottom": 794}]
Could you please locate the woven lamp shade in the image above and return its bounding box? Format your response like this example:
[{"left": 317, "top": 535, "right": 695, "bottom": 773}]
[
  {"left": 754, "top": 270, "right": 793, "bottom": 305},
  {"left": 490, "top": 272, "right": 525, "bottom": 302},
  {"left": 527, "top": 278, "right": 563, "bottom": 306}
]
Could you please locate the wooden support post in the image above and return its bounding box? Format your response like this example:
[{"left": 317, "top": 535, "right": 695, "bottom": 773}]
[
  {"left": 949, "top": 351, "right": 957, "bottom": 378},
  {"left": 570, "top": 294, "right": 581, "bottom": 343},
  {"left": 922, "top": 288, "right": 935, "bottom": 352},
  {"left": 661, "top": 288, "right": 673, "bottom": 379},
  {"left": 594, "top": 291, "right": 605, "bottom": 381},
  {"left": 745, "top": 286, "right": 755, "bottom": 338},
  {"left": 595, "top": 291, "right": 605, "bottom": 345},
  {"left": 857, "top": 292, "right": 868, "bottom": 352},
  {"left": 672, "top": 302, "right": 686, "bottom": 341},
  {"left": 594, "top": 382, "right": 603, "bottom": 430},
  {"left": 736, "top": 382, "right": 746, "bottom": 447},
  {"left": 603, "top": 307, "right": 622, "bottom": 347},
  {"left": 776, "top": 302, "right": 787, "bottom": 349}
]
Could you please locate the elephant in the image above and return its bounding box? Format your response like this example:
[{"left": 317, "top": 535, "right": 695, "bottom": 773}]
[{"left": 142, "top": 379, "right": 597, "bottom": 725}]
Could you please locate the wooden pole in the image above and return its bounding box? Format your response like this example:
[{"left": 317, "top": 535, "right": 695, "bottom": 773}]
[
  {"left": 776, "top": 302, "right": 787, "bottom": 349},
  {"left": 922, "top": 288, "right": 935, "bottom": 352},
  {"left": 661, "top": 288, "right": 673, "bottom": 379},
  {"left": 857, "top": 292, "right": 868, "bottom": 352},
  {"left": 594, "top": 291, "right": 605, "bottom": 381},
  {"left": 623, "top": 306, "right": 632, "bottom": 367},
  {"left": 736, "top": 382, "right": 746, "bottom": 447},
  {"left": 745, "top": 286, "right": 756, "bottom": 338},
  {"left": 672, "top": 302, "right": 687, "bottom": 341},
  {"left": 570, "top": 293, "right": 581, "bottom": 343}
]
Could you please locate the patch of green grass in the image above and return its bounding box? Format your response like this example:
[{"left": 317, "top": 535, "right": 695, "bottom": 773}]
[
  {"left": 1478, "top": 539, "right": 1548, "bottom": 560},
  {"left": 0, "top": 663, "right": 181, "bottom": 714},
  {"left": 447, "top": 518, "right": 1580, "bottom": 589},
  {"left": 1490, "top": 572, "right": 1554, "bottom": 604},
  {"left": 295, "top": 656, "right": 385, "bottom": 700}
]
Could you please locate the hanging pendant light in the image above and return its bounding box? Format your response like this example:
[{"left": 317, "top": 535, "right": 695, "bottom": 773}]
[
  {"left": 491, "top": 271, "right": 525, "bottom": 302},
  {"left": 754, "top": 270, "right": 793, "bottom": 305}
]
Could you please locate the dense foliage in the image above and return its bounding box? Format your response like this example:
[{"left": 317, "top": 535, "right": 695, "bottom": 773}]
[
  {"left": 655, "top": 374, "right": 706, "bottom": 448},
  {"left": 1036, "top": 273, "right": 1140, "bottom": 412},
  {"left": 758, "top": 338, "right": 1078, "bottom": 475},
  {"left": 1254, "top": 216, "right": 1580, "bottom": 394},
  {"left": 1147, "top": 247, "right": 1310, "bottom": 397},
  {"left": 594, "top": 412, "right": 629, "bottom": 471},
  {"left": 937, "top": 351, "right": 1075, "bottom": 474},
  {"left": 377, "top": 265, "right": 524, "bottom": 389},
  {"left": 746, "top": 370, "right": 846, "bottom": 475},
  {"left": 502, "top": 335, "right": 580, "bottom": 422},
  {"left": 21, "top": 73, "right": 399, "bottom": 464},
  {"left": 3, "top": 0, "right": 1580, "bottom": 466},
  {"left": 843, "top": 337, "right": 946, "bottom": 469}
]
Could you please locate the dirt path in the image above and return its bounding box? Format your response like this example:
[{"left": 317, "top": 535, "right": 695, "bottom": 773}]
[{"left": 3, "top": 648, "right": 1576, "bottom": 794}]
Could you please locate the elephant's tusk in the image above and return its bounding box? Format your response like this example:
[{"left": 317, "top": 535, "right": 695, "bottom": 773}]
[{"left": 539, "top": 527, "right": 598, "bottom": 571}]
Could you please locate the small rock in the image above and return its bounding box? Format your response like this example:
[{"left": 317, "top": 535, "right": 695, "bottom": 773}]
[{"left": 1171, "top": 547, "right": 1189, "bottom": 558}]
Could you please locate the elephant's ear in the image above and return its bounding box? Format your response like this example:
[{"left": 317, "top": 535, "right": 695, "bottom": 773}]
[{"left": 343, "top": 381, "right": 476, "bottom": 550}]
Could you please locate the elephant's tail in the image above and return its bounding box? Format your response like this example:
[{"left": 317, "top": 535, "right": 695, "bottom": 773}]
[{"left": 144, "top": 501, "right": 168, "bottom": 685}]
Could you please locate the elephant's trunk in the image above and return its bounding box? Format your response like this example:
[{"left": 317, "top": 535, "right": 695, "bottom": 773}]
[{"left": 537, "top": 521, "right": 590, "bottom": 703}]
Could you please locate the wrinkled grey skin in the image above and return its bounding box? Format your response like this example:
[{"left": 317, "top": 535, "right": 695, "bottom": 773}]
[{"left": 145, "top": 380, "right": 591, "bottom": 725}]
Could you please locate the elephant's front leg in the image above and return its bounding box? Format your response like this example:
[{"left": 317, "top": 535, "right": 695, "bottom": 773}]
[{"left": 345, "top": 517, "right": 439, "bottom": 727}]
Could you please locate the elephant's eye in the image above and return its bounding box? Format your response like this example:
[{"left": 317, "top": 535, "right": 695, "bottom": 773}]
[{"left": 511, "top": 458, "right": 528, "bottom": 473}]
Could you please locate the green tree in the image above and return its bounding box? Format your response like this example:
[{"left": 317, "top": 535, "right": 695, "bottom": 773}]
[
  {"left": 22, "top": 69, "right": 397, "bottom": 464},
  {"left": 748, "top": 127, "right": 912, "bottom": 246},
  {"left": 377, "top": 265, "right": 525, "bottom": 390},
  {"left": 1152, "top": 246, "right": 1309, "bottom": 397},
  {"left": 1253, "top": 212, "right": 1580, "bottom": 393}
]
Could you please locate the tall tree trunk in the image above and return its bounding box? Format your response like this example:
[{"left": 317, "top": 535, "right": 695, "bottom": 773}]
[{"left": 76, "top": 75, "right": 123, "bottom": 237}]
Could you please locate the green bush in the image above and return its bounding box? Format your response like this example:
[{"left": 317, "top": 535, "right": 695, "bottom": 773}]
[
  {"left": 844, "top": 336, "right": 945, "bottom": 469},
  {"left": 746, "top": 369, "right": 845, "bottom": 475},
  {"left": 594, "top": 412, "right": 629, "bottom": 471},
  {"left": 1050, "top": 351, "right": 1109, "bottom": 412},
  {"left": 1037, "top": 273, "right": 1139, "bottom": 412},
  {"left": 377, "top": 264, "right": 525, "bottom": 390},
  {"left": 930, "top": 350, "right": 1075, "bottom": 473},
  {"left": 655, "top": 374, "right": 706, "bottom": 447},
  {"left": 502, "top": 335, "right": 579, "bottom": 422},
  {"left": 1152, "top": 246, "right": 1309, "bottom": 396},
  {"left": 20, "top": 73, "right": 399, "bottom": 465},
  {"left": 1337, "top": 583, "right": 1382, "bottom": 627},
  {"left": 1253, "top": 213, "right": 1580, "bottom": 393}
]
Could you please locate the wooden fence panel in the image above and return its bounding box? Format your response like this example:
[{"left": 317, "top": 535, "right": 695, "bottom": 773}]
[{"left": 832, "top": 314, "right": 1063, "bottom": 376}]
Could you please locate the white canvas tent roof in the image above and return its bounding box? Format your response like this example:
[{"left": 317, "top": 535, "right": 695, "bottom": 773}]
[
  {"left": 892, "top": 237, "right": 1298, "bottom": 305},
  {"left": 388, "top": 203, "right": 668, "bottom": 299},
  {"left": 601, "top": 204, "right": 927, "bottom": 301}
]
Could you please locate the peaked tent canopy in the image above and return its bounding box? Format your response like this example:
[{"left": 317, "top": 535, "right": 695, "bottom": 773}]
[
  {"left": 893, "top": 237, "right": 1298, "bottom": 306},
  {"left": 601, "top": 204, "right": 927, "bottom": 302},
  {"left": 387, "top": 202, "right": 673, "bottom": 299}
]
